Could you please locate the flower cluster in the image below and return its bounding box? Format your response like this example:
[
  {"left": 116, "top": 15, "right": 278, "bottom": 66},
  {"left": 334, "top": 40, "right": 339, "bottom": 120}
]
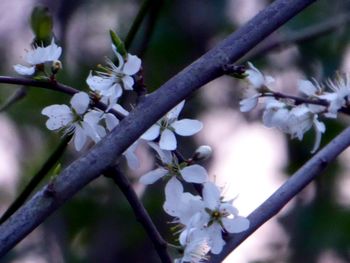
[
  {"left": 14, "top": 39, "right": 141, "bottom": 168},
  {"left": 16, "top": 36, "right": 250, "bottom": 262},
  {"left": 139, "top": 104, "right": 249, "bottom": 261},
  {"left": 237, "top": 62, "right": 350, "bottom": 153}
]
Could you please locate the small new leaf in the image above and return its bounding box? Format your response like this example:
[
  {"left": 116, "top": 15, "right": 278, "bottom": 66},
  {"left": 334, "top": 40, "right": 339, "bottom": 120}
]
[
  {"left": 109, "top": 30, "right": 127, "bottom": 58},
  {"left": 30, "top": 6, "right": 53, "bottom": 45}
]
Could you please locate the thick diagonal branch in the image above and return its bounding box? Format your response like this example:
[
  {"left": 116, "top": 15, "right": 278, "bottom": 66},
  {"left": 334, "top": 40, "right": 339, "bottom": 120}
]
[{"left": 0, "top": 0, "right": 316, "bottom": 258}]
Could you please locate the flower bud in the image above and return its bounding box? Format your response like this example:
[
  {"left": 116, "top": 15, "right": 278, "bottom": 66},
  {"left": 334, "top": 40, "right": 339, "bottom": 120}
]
[
  {"left": 51, "top": 60, "right": 62, "bottom": 74},
  {"left": 192, "top": 145, "right": 212, "bottom": 161}
]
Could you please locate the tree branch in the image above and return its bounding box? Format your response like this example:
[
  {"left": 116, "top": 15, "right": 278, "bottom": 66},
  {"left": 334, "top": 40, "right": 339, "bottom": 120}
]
[
  {"left": 209, "top": 126, "right": 350, "bottom": 263},
  {"left": 0, "top": 0, "right": 317, "bottom": 258},
  {"left": 0, "top": 135, "right": 72, "bottom": 224},
  {"left": 0, "top": 76, "right": 125, "bottom": 119},
  {"left": 104, "top": 166, "right": 172, "bottom": 263},
  {"left": 244, "top": 12, "right": 350, "bottom": 61}
]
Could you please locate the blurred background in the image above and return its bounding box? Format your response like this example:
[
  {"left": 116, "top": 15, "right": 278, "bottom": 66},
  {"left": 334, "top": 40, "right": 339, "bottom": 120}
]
[{"left": 1, "top": 0, "right": 350, "bottom": 262}]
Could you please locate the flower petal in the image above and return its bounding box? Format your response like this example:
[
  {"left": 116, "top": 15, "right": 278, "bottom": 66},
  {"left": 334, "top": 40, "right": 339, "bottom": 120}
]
[
  {"left": 124, "top": 142, "right": 140, "bottom": 170},
  {"left": 139, "top": 168, "right": 167, "bottom": 184},
  {"left": 172, "top": 119, "right": 203, "bottom": 136},
  {"left": 202, "top": 182, "right": 221, "bottom": 210},
  {"left": 141, "top": 124, "right": 160, "bottom": 140},
  {"left": 41, "top": 104, "right": 73, "bottom": 130},
  {"left": 104, "top": 113, "right": 119, "bottom": 131},
  {"left": 73, "top": 125, "right": 87, "bottom": 151},
  {"left": 70, "top": 92, "right": 90, "bottom": 115},
  {"left": 181, "top": 164, "right": 208, "bottom": 183},
  {"left": 239, "top": 96, "right": 259, "bottom": 112},
  {"left": 222, "top": 216, "right": 250, "bottom": 233},
  {"left": 13, "top": 64, "right": 35, "bottom": 75},
  {"left": 167, "top": 100, "right": 185, "bottom": 120},
  {"left": 159, "top": 129, "right": 177, "bottom": 150},
  {"left": 123, "top": 54, "right": 141, "bottom": 75},
  {"left": 122, "top": 75, "right": 134, "bottom": 90},
  {"left": 298, "top": 79, "right": 318, "bottom": 96},
  {"left": 148, "top": 142, "right": 172, "bottom": 164},
  {"left": 163, "top": 177, "right": 184, "bottom": 216}
]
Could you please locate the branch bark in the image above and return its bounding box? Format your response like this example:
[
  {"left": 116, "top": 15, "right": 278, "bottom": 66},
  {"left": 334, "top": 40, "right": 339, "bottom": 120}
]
[
  {"left": 244, "top": 12, "right": 350, "bottom": 61},
  {"left": 209, "top": 126, "right": 350, "bottom": 262},
  {"left": 0, "top": 0, "right": 317, "bottom": 258},
  {"left": 104, "top": 167, "right": 172, "bottom": 263}
]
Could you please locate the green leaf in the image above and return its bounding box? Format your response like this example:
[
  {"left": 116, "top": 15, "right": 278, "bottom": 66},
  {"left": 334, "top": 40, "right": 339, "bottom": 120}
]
[
  {"left": 30, "top": 6, "right": 53, "bottom": 45},
  {"left": 109, "top": 29, "right": 127, "bottom": 58}
]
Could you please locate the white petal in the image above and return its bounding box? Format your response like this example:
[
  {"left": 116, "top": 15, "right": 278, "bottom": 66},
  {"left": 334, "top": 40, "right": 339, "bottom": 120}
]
[
  {"left": 13, "top": 64, "right": 35, "bottom": 75},
  {"left": 206, "top": 224, "right": 225, "bottom": 254},
  {"left": 246, "top": 62, "right": 265, "bottom": 89},
  {"left": 222, "top": 216, "right": 250, "bottom": 233},
  {"left": 46, "top": 38, "right": 62, "bottom": 61},
  {"left": 239, "top": 96, "right": 259, "bottom": 112},
  {"left": 163, "top": 177, "right": 184, "bottom": 216},
  {"left": 148, "top": 142, "right": 172, "bottom": 164},
  {"left": 159, "top": 129, "right": 177, "bottom": 150},
  {"left": 122, "top": 75, "right": 134, "bottom": 90},
  {"left": 124, "top": 142, "right": 140, "bottom": 170},
  {"left": 86, "top": 72, "right": 113, "bottom": 91},
  {"left": 73, "top": 125, "right": 87, "bottom": 151},
  {"left": 139, "top": 168, "right": 167, "bottom": 184},
  {"left": 311, "top": 117, "right": 326, "bottom": 153},
  {"left": 71, "top": 92, "right": 90, "bottom": 115},
  {"left": 81, "top": 120, "right": 103, "bottom": 143},
  {"left": 41, "top": 104, "right": 73, "bottom": 130},
  {"left": 123, "top": 54, "right": 141, "bottom": 75},
  {"left": 298, "top": 80, "right": 318, "bottom": 96},
  {"left": 220, "top": 203, "right": 239, "bottom": 216},
  {"left": 167, "top": 101, "right": 185, "bottom": 120},
  {"left": 105, "top": 113, "right": 119, "bottom": 131},
  {"left": 181, "top": 164, "right": 208, "bottom": 183},
  {"left": 141, "top": 124, "right": 160, "bottom": 140},
  {"left": 202, "top": 182, "right": 221, "bottom": 210},
  {"left": 172, "top": 119, "right": 203, "bottom": 136},
  {"left": 113, "top": 104, "right": 129, "bottom": 116},
  {"left": 84, "top": 110, "right": 103, "bottom": 125}
]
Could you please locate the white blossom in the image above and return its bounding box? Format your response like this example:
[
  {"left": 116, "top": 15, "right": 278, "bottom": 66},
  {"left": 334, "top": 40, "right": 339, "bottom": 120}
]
[
  {"left": 41, "top": 92, "right": 105, "bottom": 151},
  {"left": 14, "top": 38, "right": 62, "bottom": 76},
  {"left": 139, "top": 143, "right": 208, "bottom": 185},
  {"left": 86, "top": 44, "right": 141, "bottom": 110},
  {"left": 263, "top": 98, "right": 325, "bottom": 153},
  {"left": 239, "top": 62, "right": 274, "bottom": 112},
  {"left": 141, "top": 101, "right": 203, "bottom": 150}
]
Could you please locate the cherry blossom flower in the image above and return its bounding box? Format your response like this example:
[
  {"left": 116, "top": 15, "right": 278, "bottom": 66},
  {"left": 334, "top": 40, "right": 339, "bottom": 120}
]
[
  {"left": 41, "top": 92, "right": 104, "bottom": 151},
  {"left": 14, "top": 38, "right": 62, "bottom": 76},
  {"left": 263, "top": 98, "right": 325, "bottom": 153},
  {"left": 197, "top": 182, "right": 250, "bottom": 254},
  {"left": 175, "top": 218, "right": 210, "bottom": 263},
  {"left": 141, "top": 101, "right": 203, "bottom": 150},
  {"left": 139, "top": 143, "right": 208, "bottom": 185},
  {"left": 239, "top": 62, "right": 274, "bottom": 112},
  {"left": 164, "top": 178, "right": 249, "bottom": 255}
]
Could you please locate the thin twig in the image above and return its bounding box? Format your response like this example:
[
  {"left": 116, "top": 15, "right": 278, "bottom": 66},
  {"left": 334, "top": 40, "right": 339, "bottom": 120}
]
[
  {"left": 244, "top": 12, "right": 350, "bottom": 61},
  {"left": 208, "top": 126, "right": 350, "bottom": 263},
  {"left": 124, "top": 0, "right": 153, "bottom": 50},
  {"left": 136, "top": 0, "right": 164, "bottom": 57},
  {"left": 104, "top": 166, "right": 172, "bottom": 263},
  {"left": 0, "top": 87, "right": 27, "bottom": 112},
  {"left": 0, "top": 76, "right": 125, "bottom": 119},
  {"left": 0, "top": 0, "right": 317, "bottom": 258}
]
